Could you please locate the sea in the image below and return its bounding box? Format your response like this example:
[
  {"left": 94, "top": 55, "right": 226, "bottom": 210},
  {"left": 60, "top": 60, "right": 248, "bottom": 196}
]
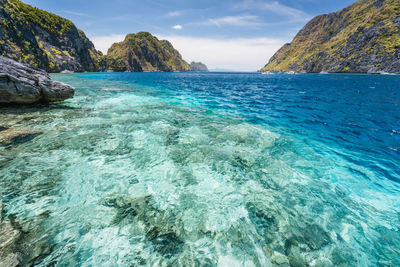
[{"left": 0, "top": 72, "right": 399, "bottom": 266}]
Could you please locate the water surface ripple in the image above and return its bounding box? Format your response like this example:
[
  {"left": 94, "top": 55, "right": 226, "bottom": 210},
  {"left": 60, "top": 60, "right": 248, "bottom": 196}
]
[{"left": 0, "top": 72, "right": 399, "bottom": 266}]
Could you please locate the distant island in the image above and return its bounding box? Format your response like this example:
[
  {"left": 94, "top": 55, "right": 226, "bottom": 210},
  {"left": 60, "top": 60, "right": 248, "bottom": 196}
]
[
  {"left": 261, "top": 0, "right": 400, "bottom": 74},
  {"left": 107, "top": 32, "right": 190, "bottom": 72},
  {"left": 189, "top": 62, "right": 209, "bottom": 72}
]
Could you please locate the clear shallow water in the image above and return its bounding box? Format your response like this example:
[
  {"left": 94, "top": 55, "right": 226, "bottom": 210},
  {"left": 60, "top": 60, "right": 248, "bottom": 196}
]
[{"left": 0, "top": 72, "right": 399, "bottom": 266}]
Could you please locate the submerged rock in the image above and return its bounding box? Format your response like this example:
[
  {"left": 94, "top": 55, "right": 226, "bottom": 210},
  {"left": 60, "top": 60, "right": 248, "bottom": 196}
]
[
  {"left": 0, "top": 204, "right": 21, "bottom": 267},
  {"left": 103, "top": 194, "right": 186, "bottom": 259},
  {"left": 0, "top": 203, "right": 51, "bottom": 266},
  {"left": 0, "top": 128, "right": 41, "bottom": 146},
  {"left": 0, "top": 56, "right": 75, "bottom": 104},
  {"left": 0, "top": 220, "right": 20, "bottom": 267}
]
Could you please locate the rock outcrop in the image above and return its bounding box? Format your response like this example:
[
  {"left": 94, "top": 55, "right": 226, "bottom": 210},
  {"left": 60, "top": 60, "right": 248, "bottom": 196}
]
[
  {"left": 0, "top": 56, "right": 75, "bottom": 104},
  {"left": 0, "top": 0, "right": 106, "bottom": 72},
  {"left": 190, "top": 61, "right": 209, "bottom": 72},
  {"left": 0, "top": 203, "right": 20, "bottom": 267},
  {"left": 0, "top": 202, "right": 51, "bottom": 266},
  {"left": 0, "top": 127, "right": 41, "bottom": 146},
  {"left": 261, "top": 0, "right": 400, "bottom": 73},
  {"left": 107, "top": 32, "right": 191, "bottom": 72}
]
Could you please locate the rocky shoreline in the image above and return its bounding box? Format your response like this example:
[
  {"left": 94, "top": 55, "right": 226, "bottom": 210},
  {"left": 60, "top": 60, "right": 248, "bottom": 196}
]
[{"left": 0, "top": 56, "right": 75, "bottom": 105}]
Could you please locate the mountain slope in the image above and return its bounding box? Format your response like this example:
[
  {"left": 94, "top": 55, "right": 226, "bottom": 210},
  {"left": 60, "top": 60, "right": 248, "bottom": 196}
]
[
  {"left": 0, "top": 0, "right": 105, "bottom": 72},
  {"left": 190, "top": 62, "right": 209, "bottom": 72},
  {"left": 107, "top": 32, "right": 190, "bottom": 72},
  {"left": 261, "top": 0, "right": 400, "bottom": 73}
]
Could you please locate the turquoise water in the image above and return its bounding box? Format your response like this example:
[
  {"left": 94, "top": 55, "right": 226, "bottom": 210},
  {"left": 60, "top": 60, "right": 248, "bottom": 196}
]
[{"left": 0, "top": 72, "right": 399, "bottom": 266}]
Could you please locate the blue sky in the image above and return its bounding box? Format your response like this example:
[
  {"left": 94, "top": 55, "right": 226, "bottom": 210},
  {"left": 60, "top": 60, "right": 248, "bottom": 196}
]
[{"left": 24, "top": 0, "right": 355, "bottom": 71}]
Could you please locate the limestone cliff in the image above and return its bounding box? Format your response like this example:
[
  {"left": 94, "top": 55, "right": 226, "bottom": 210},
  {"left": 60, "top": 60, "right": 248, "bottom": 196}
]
[
  {"left": 190, "top": 62, "right": 209, "bottom": 72},
  {"left": 107, "top": 32, "right": 190, "bottom": 72},
  {"left": 0, "top": 0, "right": 106, "bottom": 72},
  {"left": 261, "top": 0, "right": 400, "bottom": 73}
]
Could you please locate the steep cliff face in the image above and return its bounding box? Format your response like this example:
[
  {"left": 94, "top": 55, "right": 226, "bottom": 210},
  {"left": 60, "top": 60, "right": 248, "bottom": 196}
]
[
  {"left": 0, "top": 0, "right": 106, "bottom": 72},
  {"left": 107, "top": 32, "right": 190, "bottom": 72},
  {"left": 261, "top": 0, "right": 400, "bottom": 73},
  {"left": 190, "top": 62, "right": 209, "bottom": 72}
]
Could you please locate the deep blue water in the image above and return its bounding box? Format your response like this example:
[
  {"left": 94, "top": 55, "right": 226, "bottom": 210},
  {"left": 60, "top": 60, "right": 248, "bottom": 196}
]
[
  {"left": 1, "top": 72, "right": 399, "bottom": 266},
  {"left": 82, "top": 72, "right": 400, "bottom": 185}
]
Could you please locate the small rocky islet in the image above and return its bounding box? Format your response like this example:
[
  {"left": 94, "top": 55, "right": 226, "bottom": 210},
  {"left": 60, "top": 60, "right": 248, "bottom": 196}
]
[
  {"left": 189, "top": 62, "right": 209, "bottom": 72},
  {"left": 106, "top": 32, "right": 191, "bottom": 72}
]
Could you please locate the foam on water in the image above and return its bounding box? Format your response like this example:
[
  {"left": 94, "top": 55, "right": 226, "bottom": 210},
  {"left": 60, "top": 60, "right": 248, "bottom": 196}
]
[{"left": 0, "top": 72, "right": 399, "bottom": 266}]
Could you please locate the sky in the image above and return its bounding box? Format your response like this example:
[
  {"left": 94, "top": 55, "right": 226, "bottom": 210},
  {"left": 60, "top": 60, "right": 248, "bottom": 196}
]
[{"left": 23, "top": 0, "right": 356, "bottom": 71}]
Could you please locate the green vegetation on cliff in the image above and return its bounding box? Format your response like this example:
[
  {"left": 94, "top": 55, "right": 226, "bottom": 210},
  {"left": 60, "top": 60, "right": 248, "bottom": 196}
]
[
  {"left": 107, "top": 32, "right": 190, "bottom": 72},
  {"left": 261, "top": 0, "right": 400, "bottom": 73},
  {"left": 0, "top": 0, "right": 106, "bottom": 72}
]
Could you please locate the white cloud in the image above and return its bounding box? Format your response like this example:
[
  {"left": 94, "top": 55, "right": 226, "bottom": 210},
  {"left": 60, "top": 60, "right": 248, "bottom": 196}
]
[
  {"left": 61, "top": 10, "right": 87, "bottom": 17},
  {"left": 172, "top": 25, "right": 183, "bottom": 30},
  {"left": 207, "top": 15, "right": 261, "bottom": 27},
  {"left": 235, "top": 0, "right": 308, "bottom": 19},
  {"left": 90, "top": 34, "right": 126, "bottom": 54},
  {"left": 156, "top": 34, "right": 286, "bottom": 71},
  {"left": 90, "top": 33, "right": 287, "bottom": 71},
  {"left": 167, "top": 11, "right": 182, "bottom": 17}
]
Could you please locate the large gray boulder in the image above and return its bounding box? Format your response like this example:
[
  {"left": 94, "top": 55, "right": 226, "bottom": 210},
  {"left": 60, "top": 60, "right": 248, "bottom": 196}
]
[{"left": 0, "top": 56, "right": 75, "bottom": 104}]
